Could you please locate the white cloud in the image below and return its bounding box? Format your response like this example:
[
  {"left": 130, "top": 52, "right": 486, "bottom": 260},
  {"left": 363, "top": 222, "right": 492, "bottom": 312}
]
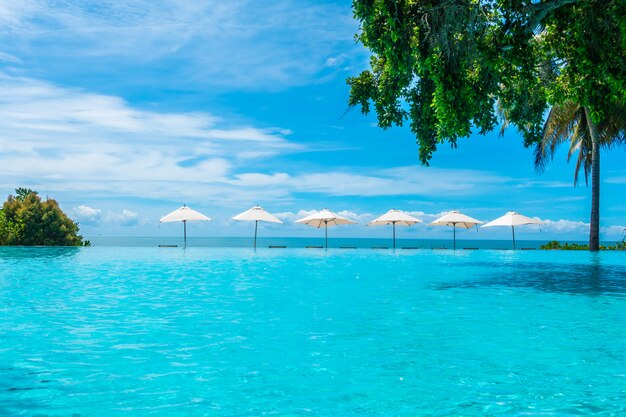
[
  {"left": 73, "top": 205, "right": 140, "bottom": 227},
  {"left": 325, "top": 54, "right": 347, "bottom": 68},
  {"left": 337, "top": 210, "right": 373, "bottom": 224},
  {"left": 539, "top": 219, "right": 589, "bottom": 234},
  {"left": 405, "top": 210, "right": 450, "bottom": 223},
  {"left": 73, "top": 205, "right": 102, "bottom": 225},
  {"left": 274, "top": 210, "right": 318, "bottom": 222},
  {"left": 74, "top": 204, "right": 101, "bottom": 217},
  {"left": 325, "top": 57, "right": 339, "bottom": 67},
  {"left": 104, "top": 209, "right": 140, "bottom": 227},
  {"left": 603, "top": 225, "right": 626, "bottom": 237}
]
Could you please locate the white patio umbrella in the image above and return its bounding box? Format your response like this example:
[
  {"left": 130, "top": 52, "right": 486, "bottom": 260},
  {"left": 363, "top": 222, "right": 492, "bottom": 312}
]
[
  {"left": 232, "top": 205, "right": 283, "bottom": 249},
  {"left": 160, "top": 205, "right": 211, "bottom": 248},
  {"left": 429, "top": 210, "right": 483, "bottom": 250},
  {"left": 481, "top": 211, "right": 542, "bottom": 250},
  {"left": 368, "top": 209, "right": 422, "bottom": 249},
  {"left": 295, "top": 209, "right": 357, "bottom": 249}
]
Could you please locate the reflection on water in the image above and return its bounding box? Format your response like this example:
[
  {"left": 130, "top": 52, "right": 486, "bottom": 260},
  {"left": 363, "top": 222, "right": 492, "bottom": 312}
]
[
  {"left": 0, "top": 366, "right": 55, "bottom": 415},
  {"left": 436, "top": 256, "right": 626, "bottom": 296}
]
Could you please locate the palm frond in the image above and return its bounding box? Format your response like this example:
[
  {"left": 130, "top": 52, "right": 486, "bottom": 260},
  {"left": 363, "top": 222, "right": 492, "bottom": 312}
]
[
  {"left": 535, "top": 101, "right": 580, "bottom": 172},
  {"left": 495, "top": 99, "right": 510, "bottom": 137},
  {"left": 573, "top": 148, "right": 584, "bottom": 185},
  {"left": 598, "top": 100, "right": 626, "bottom": 146}
]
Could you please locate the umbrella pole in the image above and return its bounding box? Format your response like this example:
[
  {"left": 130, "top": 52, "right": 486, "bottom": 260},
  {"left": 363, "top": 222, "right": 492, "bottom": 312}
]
[
  {"left": 393, "top": 222, "right": 396, "bottom": 250},
  {"left": 453, "top": 223, "right": 456, "bottom": 250},
  {"left": 512, "top": 226, "right": 516, "bottom": 250},
  {"left": 254, "top": 220, "right": 258, "bottom": 250},
  {"left": 325, "top": 221, "right": 328, "bottom": 250},
  {"left": 183, "top": 220, "right": 187, "bottom": 248}
]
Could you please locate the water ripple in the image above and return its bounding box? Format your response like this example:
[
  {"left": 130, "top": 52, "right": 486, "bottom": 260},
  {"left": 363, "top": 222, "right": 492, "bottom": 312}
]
[{"left": 1, "top": 248, "right": 625, "bottom": 416}]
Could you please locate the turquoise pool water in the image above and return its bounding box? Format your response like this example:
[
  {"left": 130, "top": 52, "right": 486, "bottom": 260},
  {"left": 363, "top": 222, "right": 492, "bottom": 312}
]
[{"left": 1, "top": 247, "right": 625, "bottom": 416}]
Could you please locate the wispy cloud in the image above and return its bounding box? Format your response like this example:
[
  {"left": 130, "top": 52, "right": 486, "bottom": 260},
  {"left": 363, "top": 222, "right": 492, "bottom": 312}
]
[
  {"left": 506, "top": 218, "right": 626, "bottom": 238},
  {"left": 605, "top": 175, "right": 626, "bottom": 184},
  {"left": 514, "top": 180, "right": 572, "bottom": 188},
  {"left": 229, "top": 167, "right": 510, "bottom": 198},
  {"left": 0, "top": 51, "right": 21, "bottom": 64},
  {"left": 0, "top": 0, "right": 360, "bottom": 90},
  {"left": 0, "top": 73, "right": 304, "bottom": 202}
]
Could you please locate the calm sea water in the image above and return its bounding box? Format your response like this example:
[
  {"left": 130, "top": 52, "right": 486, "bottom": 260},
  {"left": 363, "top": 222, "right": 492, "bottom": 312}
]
[
  {"left": 87, "top": 236, "right": 559, "bottom": 250},
  {"left": 1, "top": 247, "right": 625, "bottom": 416}
]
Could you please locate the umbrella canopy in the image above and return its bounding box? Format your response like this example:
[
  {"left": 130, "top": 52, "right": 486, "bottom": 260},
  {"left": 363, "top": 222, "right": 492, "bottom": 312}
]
[
  {"left": 368, "top": 209, "right": 422, "bottom": 227},
  {"left": 482, "top": 211, "right": 542, "bottom": 250},
  {"left": 368, "top": 209, "right": 422, "bottom": 249},
  {"left": 160, "top": 205, "right": 212, "bottom": 223},
  {"left": 296, "top": 209, "right": 357, "bottom": 249},
  {"left": 481, "top": 211, "right": 542, "bottom": 228},
  {"left": 232, "top": 205, "right": 283, "bottom": 223},
  {"left": 429, "top": 210, "right": 483, "bottom": 229},
  {"left": 429, "top": 210, "right": 483, "bottom": 250},
  {"left": 232, "top": 205, "right": 283, "bottom": 249},
  {"left": 159, "top": 205, "right": 211, "bottom": 247},
  {"left": 295, "top": 209, "right": 357, "bottom": 228}
]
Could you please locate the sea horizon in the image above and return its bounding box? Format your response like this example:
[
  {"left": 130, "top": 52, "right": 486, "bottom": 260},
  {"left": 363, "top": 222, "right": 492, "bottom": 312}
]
[{"left": 81, "top": 235, "right": 601, "bottom": 249}]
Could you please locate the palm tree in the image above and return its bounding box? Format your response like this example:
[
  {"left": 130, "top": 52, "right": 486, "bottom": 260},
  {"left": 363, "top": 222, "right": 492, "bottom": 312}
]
[{"left": 534, "top": 101, "right": 626, "bottom": 251}]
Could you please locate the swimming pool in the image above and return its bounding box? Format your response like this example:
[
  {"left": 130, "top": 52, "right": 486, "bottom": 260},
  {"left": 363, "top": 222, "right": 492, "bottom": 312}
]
[{"left": 1, "top": 247, "right": 625, "bottom": 416}]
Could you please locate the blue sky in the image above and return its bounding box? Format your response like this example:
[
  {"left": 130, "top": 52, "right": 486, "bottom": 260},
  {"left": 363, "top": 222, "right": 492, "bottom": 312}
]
[{"left": 0, "top": 0, "right": 624, "bottom": 241}]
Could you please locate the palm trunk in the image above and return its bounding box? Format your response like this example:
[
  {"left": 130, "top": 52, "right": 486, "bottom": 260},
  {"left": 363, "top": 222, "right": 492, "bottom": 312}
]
[{"left": 585, "top": 107, "right": 600, "bottom": 251}]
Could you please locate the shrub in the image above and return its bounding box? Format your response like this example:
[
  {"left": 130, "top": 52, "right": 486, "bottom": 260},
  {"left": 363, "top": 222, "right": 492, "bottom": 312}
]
[{"left": 0, "top": 189, "right": 86, "bottom": 246}]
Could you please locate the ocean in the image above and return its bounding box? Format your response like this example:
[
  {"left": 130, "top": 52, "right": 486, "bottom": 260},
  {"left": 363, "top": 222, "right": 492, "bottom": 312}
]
[{"left": 85, "top": 236, "right": 563, "bottom": 250}]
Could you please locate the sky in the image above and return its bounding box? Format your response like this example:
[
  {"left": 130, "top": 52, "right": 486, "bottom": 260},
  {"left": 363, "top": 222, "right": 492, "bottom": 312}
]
[{"left": 0, "top": 0, "right": 624, "bottom": 242}]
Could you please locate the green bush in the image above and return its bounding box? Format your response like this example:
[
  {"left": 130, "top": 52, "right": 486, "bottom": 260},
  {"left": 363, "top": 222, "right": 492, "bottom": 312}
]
[
  {"left": 540, "top": 240, "right": 625, "bottom": 251},
  {"left": 0, "top": 189, "right": 86, "bottom": 246}
]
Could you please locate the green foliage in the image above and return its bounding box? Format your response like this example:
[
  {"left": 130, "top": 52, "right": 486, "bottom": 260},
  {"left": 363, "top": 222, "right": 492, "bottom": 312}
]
[
  {"left": 0, "top": 189, "right": 86, "bottom": 246},
  {"left": 0, "top": 209, "right": 21, "bottom": 244},
  {"left": 540, "top": 240, "right": 626, "bottom": 251},
  {"left": 541, "top": 1, "right": 626, "bottom": 123},
  {"left": 348, "top": 0, "right": 626, "bottom": 164},
  {"left": 540, "top": 240, "right": 588, "bottom": 250},
  {"left": 14, "top": 187, "right": 38, "bottom": 202},
  {"left": 539, "top": 240, "right": 563, "bottom": 250}
]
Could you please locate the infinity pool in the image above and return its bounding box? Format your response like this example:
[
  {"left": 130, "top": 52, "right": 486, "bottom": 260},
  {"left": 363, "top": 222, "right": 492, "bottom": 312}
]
[{"left": 1, "top": 247, "right": 625, "bottom": 416}]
